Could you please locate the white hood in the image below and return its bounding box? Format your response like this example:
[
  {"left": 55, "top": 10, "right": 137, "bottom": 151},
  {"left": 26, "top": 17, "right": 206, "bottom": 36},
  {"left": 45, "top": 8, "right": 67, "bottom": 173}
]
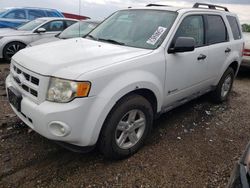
[{"left": 13, "top": 38, "right": 152, "bottom": 79}]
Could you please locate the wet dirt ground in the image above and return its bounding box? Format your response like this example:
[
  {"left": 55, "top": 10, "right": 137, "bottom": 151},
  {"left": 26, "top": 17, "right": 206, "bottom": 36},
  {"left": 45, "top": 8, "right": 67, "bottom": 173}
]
[{"left": 0, "top": 60, "right": 250, "bottom": 188}]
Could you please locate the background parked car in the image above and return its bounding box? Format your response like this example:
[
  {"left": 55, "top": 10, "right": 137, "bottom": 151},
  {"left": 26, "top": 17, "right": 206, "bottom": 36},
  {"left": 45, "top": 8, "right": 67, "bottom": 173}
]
[
  {"left": 242, "top": 32, "right": 250, "bottom": 68},
  {"left": 0, "top": 17, "right": 77, "bottom": 60},
  {"left": 0, "top": 7, "right": 64, "bottom": 28},
  {"left": 29, "top": 20, "right": 100, "bottom": 47},
  {"left": 228, "top": 142, "right": 250, "bottom": 188},
  {"left": 62, "top": 12, "right": 90, "bottom": 20}
]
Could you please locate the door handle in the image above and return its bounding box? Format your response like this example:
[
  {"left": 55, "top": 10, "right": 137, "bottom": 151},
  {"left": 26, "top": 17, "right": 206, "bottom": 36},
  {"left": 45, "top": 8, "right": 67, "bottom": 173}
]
[
  {"left": 197, "top": 54, "right": 207, "bottom": 61},
  {"left": 225, "top": 48, "right": 231, "bottom": 53}
]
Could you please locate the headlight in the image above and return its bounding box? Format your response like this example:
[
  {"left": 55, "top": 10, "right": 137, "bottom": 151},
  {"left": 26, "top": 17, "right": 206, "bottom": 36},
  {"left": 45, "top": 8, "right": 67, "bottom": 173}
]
[{"left": 47, "top": 77, "right": 91, "bottom": 103}]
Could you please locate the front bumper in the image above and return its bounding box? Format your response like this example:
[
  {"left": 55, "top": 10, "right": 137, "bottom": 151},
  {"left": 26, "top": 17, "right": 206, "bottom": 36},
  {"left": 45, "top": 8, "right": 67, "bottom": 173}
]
[{"left": 6, "top": 74, "right": 100, "bottom": 146}]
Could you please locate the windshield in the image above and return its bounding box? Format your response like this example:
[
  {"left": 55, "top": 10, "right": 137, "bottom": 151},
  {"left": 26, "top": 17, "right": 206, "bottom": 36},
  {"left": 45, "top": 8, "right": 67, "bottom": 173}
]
[
  {"left": 59, "top": 21, "right": 98, "bottom": 39},
  {"left": 0, "top": 9, "right": 7, "bottom": 17},
  {"left": 88, "top": 9, "right": 177, "bottom": 49},
  {"left": 18, "top": 19, "right": 46, "bottom": 31}
]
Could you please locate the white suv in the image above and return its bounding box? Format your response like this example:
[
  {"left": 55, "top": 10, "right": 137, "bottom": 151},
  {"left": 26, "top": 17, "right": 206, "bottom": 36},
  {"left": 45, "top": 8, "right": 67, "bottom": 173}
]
[{"left": 6, "top": 3, "right": 244, "bottom": 159}]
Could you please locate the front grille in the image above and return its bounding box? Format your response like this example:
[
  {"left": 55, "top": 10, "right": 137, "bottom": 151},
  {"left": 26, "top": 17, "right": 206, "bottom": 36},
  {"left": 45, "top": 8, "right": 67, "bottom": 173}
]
[{"left": 12, "top": 65, "right": 40, "bottom": 98}]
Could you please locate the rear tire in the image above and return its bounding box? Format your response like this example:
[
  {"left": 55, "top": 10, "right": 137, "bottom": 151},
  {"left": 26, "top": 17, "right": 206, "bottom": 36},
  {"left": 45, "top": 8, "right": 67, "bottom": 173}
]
[
  {"left": 3, "top": 42, "right": 26, "bottom": 61},
  {"left": 99, "top": 94, "right": 153, "bottom": 160},
  {"left": 211, "top": 67, "right": 235, "bottom": 103}
]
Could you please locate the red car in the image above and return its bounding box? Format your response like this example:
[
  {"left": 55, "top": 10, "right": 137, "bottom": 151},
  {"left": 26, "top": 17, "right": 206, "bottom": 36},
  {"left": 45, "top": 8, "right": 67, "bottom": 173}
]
[{"left": 62, "top": 12, "right": 90, "bottom": 20}]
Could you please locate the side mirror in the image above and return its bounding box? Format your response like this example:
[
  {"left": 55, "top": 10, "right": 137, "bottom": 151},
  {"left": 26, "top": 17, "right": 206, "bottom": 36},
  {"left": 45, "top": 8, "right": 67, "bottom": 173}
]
[
  {"left": 168, "top": 37, "right": 195, "bottom": 53},
  {"left": 36, "top": 28, "right": 46, "bottom": 34}
]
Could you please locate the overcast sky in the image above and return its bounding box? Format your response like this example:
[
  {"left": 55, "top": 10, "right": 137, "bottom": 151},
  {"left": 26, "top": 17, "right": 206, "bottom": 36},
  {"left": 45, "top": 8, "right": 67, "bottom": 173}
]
[{"left": 0, "top": 0, "right": 250, "bottom": 23}]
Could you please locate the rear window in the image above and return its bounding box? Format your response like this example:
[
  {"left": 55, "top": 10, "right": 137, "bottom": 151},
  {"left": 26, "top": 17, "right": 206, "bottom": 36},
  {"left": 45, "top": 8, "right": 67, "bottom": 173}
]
[
  {"left": 46, "top": 11, "right": 60, "bottom": 17},
  {"left": 207, "top": 15, "right": 228, "bottom": 44},
  {"left": 227, "top": 16, "right": 242, "bottom": 40}
]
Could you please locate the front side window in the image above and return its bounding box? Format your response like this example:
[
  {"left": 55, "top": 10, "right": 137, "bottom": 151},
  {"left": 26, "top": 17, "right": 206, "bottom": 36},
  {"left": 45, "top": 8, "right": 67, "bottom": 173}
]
[
  {"left": 18, "top": 19, "right": 46, "bottom": 31},
  {"left": 87, "top": 10, "right": 177, "bottom": 50},
  {"left": 227, "top": 16, "right": 242, "bottom": 40},
  {"left": 41, "top": 20, "right": 64, "bottom": 32},
  {"left": 28, "top": 10, "right": 46, "bottom": 20},
  {"left": 207, "top": 15, "right": 228, "bottom": 44},
  {"left": 4, "top": 9, "right": 26, "bottom": 19},
  {"left": 173, "top": 15, "right": 204, "bottom": 47}
]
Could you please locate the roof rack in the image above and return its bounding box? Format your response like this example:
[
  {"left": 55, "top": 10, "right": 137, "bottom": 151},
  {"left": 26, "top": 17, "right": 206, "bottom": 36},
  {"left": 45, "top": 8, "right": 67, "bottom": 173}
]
[
  {"left": 146, "top": 4, "right": 170, "bottom": 7},
  {"left": 193, "top": 3, "right": 229, "bottom": 12}
]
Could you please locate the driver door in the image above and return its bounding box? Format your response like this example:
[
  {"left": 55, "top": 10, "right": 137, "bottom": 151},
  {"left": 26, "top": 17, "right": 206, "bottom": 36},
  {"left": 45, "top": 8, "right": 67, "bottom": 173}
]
[
  {"left": 164, "top": 14, "right": 210, "bottom": 106},
  {"left": 32, "top": 20, "right": 65, "bottom": 42}
]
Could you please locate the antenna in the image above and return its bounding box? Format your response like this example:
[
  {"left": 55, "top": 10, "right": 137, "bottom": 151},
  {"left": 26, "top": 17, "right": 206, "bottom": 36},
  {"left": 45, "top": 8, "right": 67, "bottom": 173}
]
[{"left": 79, "top": 0, "right": 81, "bottom": 37}]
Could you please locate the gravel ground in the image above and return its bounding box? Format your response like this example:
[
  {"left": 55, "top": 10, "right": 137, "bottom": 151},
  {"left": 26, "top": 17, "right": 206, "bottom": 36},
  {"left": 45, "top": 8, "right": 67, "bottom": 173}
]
[{"left": 0, "top": 60, "right": 250, "bottom": 188}]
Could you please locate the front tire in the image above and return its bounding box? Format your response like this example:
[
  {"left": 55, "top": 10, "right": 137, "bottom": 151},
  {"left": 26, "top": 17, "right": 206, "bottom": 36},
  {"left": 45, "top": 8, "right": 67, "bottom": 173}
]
[
  {"left": 3, "top": 42, "right": 26, "bottom": 61},
  {"left": 99, "top": 94, "right": 153, "bottom": 160},
  {"left": 211, "top": 67, "right": 235, "bottom": 103}
]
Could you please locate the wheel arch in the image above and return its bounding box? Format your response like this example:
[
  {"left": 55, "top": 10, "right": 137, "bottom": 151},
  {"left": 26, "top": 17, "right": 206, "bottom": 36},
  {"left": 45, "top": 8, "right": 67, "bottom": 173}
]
[
  {"left": 3, "top": 40, "right": 27, "bottom": 49},
  {"left": 96, "top": 88, "right": 158, "bottom": 148},
  {"left": 2, "top": 40, "right": 27, "bottom": 59},
  {"left": 215, "top": 59, "right": 240, "bottom": 86},
  {"left": 228, "top": 61, "right": 240, "bottom": 76},
  {"left": 84, "top": 83, "right": 163, "bottom": 146}
]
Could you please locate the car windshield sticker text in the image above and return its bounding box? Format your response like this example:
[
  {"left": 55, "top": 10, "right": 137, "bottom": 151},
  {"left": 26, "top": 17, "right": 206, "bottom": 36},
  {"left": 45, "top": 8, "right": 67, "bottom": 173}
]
[{"left": 147, "top": 26, "right": 167, "bottom": 45}]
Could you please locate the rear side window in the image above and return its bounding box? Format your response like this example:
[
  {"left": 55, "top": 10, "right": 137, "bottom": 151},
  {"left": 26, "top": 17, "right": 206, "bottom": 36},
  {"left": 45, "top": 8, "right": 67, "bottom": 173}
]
[
  {"left": 65, "top": 20, "right": 76, "bottom": 27},
  {"left": 206, "top": 15, "right": 228, "bottom": 44},
  {"left": 174, "top": 15, "right": 205, "bottom": 47},
  {"left": 46, "top": 11, "right": 60, "bottom": 17},
  {"left": 227, "top": 16, "right": 242, "bottom": 40},
  {"left": 28, "top": 10, "right": 46, "bottom": 20}
]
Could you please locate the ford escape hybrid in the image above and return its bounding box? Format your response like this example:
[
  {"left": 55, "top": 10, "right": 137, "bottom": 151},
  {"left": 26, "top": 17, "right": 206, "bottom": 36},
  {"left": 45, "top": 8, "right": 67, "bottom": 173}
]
[{"left": 6, "top": 3, "right": 244, "bottom": 159}]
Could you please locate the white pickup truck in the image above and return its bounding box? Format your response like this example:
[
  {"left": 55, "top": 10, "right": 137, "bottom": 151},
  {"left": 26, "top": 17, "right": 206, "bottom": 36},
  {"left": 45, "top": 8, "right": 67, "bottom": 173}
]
[{"left": 6, "top": 3, "right": 244, "bottom": 159}]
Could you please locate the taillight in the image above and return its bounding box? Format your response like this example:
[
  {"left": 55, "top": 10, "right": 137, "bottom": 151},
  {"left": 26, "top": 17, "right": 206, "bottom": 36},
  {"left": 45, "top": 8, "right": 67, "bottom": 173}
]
[
  {"left": 242, "top": 42, "right": 245, "bottom": 57},
  {"left": 243, "top": 49, "right": 250, "bottom": 57}
]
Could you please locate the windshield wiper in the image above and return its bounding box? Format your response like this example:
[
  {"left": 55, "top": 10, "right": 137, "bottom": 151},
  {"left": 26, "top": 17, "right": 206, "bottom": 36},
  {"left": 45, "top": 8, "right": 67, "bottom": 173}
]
[
  {"left": 85, "top": 34, "right": 98, "bottom": 40},
  {"left": 98, "top": 38, "right": 125, "bottom": 46}
]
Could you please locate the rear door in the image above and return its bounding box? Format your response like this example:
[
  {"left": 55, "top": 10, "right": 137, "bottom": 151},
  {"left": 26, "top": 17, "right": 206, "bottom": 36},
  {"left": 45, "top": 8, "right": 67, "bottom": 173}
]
[{"left": 206, "top": 14, "right": 231, "bottom": 80}]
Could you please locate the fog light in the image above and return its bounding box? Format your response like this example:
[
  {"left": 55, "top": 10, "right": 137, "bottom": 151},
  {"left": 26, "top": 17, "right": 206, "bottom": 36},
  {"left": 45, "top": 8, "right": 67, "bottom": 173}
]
[{"left": 48, "top": 121, "right": 71, "bottom": 137}]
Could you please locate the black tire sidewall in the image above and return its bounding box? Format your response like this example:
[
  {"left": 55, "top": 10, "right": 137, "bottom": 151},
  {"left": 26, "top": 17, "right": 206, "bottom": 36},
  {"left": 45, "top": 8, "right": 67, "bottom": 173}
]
[
  {"left": 99, "top": 94, "right": 153, "bottom": 159},
  {"left": 3, "top": 42, "right": 26, "bottom": 61},
  {"left": 215, "top": 68, "right": 235, "bottom": 102}
]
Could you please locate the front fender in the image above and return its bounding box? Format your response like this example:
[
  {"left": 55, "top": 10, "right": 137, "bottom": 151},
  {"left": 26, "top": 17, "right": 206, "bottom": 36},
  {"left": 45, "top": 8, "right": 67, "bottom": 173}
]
[{"left": 81, "top": 70, "right": 164, "bottom": 145}]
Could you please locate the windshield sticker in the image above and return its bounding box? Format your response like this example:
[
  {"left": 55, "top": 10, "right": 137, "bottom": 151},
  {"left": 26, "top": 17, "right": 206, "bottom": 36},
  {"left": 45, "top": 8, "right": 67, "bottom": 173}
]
[{"left": 147, "top": 26, "right": 167, "bottom": 45}]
